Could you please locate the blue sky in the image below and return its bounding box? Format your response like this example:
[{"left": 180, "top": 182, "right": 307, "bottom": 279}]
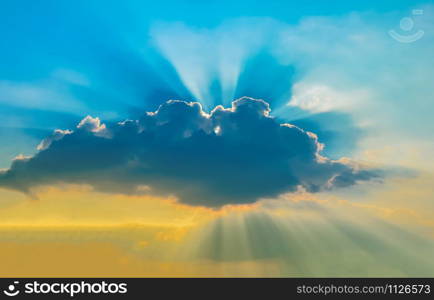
[
  {"left": 1, "top": 0, "right": 434, "bottom": 205},
  {"left": 0, "top": 0, "right": 434, "bottom": 200},
  {"left": 1, "top": 0, "right": 434, "bottom": 277},
  {"left": 1, "top": 0, "right": 433, "bottom": 167}
]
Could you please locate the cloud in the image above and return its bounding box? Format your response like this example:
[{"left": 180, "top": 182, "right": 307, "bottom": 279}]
[
  {"left": 272, "top": 7, "right": 434, "bottom": 139},
  {"left": 0, "top": 80, "right": 85, "bottom": 113},
  {"left": 0, "top": 97, "right": 380, "bottom": 207},
  {"left": 52, "top": 69, "right": 90, "bottom": 87},
  {"left": 151, "top": 9, "right": 434, "bottom": 169}
]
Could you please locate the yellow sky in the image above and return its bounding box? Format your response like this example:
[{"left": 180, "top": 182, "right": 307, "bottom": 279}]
[{"left": 1, "top": 171, "right": 434, "bottom": 277}]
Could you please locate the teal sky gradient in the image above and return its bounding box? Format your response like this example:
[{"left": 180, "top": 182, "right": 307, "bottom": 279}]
[{"left": 1, "top": 0, "right": 433, "bottom": 169}]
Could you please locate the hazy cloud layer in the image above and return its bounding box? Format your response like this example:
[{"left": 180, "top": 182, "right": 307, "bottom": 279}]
[{"left": 0, "top": 97, "right": 379, "bottom": 207}]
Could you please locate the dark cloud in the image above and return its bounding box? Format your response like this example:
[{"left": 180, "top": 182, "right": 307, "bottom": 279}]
[
  {"left": 0, "top": 97, "right": 380, "bottom": 207},
  {"left": 287, "top": 111, "right": 363, "bottom": 159}
]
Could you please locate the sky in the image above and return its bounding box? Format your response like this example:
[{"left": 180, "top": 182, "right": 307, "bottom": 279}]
[{"left": 0, "top": 0, "right": 434, "bottom": 277}]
